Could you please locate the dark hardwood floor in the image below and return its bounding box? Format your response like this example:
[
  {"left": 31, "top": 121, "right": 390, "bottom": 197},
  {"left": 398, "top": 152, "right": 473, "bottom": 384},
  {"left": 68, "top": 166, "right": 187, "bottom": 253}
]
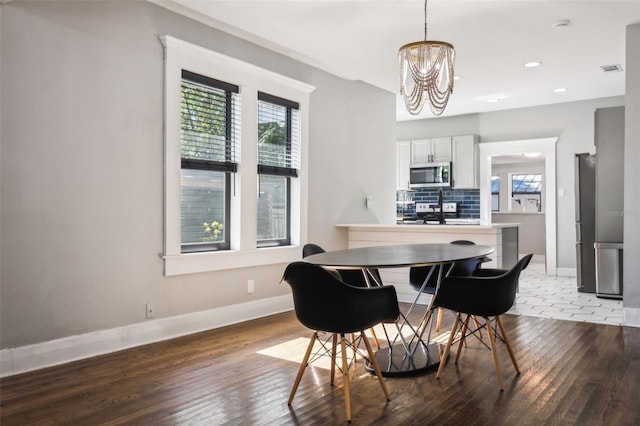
[{"left": 1, "top": 306, "right": 639, "bottom": 425}]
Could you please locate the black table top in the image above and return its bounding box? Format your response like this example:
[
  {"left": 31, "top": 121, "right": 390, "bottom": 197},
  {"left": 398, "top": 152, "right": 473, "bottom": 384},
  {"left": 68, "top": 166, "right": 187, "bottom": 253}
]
[{"left": 303, "top": 243, "right": 494, "bottom": 269}]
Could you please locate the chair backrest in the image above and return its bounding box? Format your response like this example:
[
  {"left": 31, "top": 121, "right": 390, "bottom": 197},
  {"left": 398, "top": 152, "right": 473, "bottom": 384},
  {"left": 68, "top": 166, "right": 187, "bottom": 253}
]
[
  {"left": 282, "top": 262, "right": 400, "bottom": 333},
  {"left": 409, "top": 240, "right": 483, "bottom": 292},
  {"left": 448, "top": 240, "right": 483, "bottom": 276},
  {"left": 302, "top": 243, "right": 325, "bottom": 257},
  {"left": 450, "top": 239, "right": 475, "bottom": 245},
  {"left": 409, "top": 263, "right": 448, "bottom": 294},
  {"left": 434, "top": 254, "right": 534, "bottom": 317},
  {"left": 302, "top": 243, "right": 378, "bottom": 287}
]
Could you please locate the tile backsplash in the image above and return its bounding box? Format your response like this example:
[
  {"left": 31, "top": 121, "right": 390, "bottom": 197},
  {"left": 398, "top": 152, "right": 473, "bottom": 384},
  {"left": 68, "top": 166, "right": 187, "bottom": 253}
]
[{"left": 397, "top": 189, "right": 480, "bottom": 219}]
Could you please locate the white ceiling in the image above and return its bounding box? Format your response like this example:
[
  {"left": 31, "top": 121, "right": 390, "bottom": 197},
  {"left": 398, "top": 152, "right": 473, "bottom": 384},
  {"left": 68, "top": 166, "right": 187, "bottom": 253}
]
[{"left": 158, "top": 0, "right": 640, "bottom": 121}]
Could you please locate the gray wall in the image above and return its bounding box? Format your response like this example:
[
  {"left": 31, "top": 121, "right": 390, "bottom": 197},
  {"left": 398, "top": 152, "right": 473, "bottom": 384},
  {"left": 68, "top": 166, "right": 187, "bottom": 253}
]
[
  {"left": 397, "top": 96, "right": 625, "bottom": 270},
  {"left": 595, "top": 106, "right": 625, "bottom": 242},
  {"left": 624, "top": 22, "right": 640, "bottom": 320},
  {"left": 0, "top": 1, "right": 396, "bottom": 348}
]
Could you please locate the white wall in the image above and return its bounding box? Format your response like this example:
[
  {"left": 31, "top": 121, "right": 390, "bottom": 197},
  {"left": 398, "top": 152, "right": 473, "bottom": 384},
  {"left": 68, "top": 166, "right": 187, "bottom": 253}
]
[
  {"left": 396, "top": 96, "right": 624, "bottom": 271},
  {"left": 0, "top": 1, "right": 396, "bottom": 350}
]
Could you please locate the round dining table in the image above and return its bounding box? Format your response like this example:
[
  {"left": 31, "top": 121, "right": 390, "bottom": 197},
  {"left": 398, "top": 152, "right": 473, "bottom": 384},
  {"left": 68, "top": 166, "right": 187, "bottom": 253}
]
[{"left": 303, "top": 243, "right": 495, "bottom": 376}]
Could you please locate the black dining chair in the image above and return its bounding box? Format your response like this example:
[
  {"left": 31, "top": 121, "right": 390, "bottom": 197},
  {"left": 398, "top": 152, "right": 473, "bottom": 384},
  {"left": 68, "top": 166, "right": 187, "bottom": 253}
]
[
  {"left": 408, "top": 240, "right": 484, "bottom": 331},
  {"left": 282, "top": 261, "right": 400, "bottom": 422},
  {"left": 434, "top": 253, "right": 533, "bottom": 390},
  {"left": 302, "top": 243, "right": 382, "bottom": 347}
]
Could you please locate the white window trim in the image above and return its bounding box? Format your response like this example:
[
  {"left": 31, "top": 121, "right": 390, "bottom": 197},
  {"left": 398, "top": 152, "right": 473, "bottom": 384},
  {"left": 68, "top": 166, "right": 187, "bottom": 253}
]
[{"left": 160, "top": 35, "right": 314, "bottom": 276}]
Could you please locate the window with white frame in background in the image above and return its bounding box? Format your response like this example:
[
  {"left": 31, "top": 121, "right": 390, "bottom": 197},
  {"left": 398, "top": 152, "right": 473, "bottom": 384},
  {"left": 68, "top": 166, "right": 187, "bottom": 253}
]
[
  {"left": 491, "top": 175, "right": 500, "bottom": 212},
  {"left": 180, "top": 71, "right": 240, "bottom": 253},
  {"left": 257, "top": 93, "right": 300, "bottom": 247},
  {"left": 161, "top": 35, "right": 313, "bottom": 276},
  {"left": 512, "top": 174, "right": 542, "bottom": 212}
]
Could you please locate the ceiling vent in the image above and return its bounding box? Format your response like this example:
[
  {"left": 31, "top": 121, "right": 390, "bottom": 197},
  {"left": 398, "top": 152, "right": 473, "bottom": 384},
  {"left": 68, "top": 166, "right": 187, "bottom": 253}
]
[{"left": 601, "top": 64, "right": 623, "bottom": 73}]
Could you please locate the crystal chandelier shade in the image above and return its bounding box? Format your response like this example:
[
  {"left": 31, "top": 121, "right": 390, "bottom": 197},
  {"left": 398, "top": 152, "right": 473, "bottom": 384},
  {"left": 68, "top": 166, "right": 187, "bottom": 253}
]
[{"left": 398, "top": 1, "right": 455, "bottom": 116}]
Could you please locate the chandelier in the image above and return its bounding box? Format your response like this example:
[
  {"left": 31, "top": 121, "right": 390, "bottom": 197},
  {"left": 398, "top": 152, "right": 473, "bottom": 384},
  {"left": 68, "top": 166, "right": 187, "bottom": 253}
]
[{"left": 398, "top": 0, "right": 455, "bottom": 115}]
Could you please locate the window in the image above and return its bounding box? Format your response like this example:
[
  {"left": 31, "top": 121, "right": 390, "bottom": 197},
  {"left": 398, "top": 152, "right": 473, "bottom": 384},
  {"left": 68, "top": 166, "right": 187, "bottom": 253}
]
[
  {"left": 512, "top": 174, "right": 542, "bottom": 212},
  {"left": 257, "top": 93, "right": 300, "bottom": 247},
  {"left": 161, "top": 35, "right": 314, "bottom": 275},
  {"left": 491, "top": 175, "right": 500, "bottom": 212},
  {"left": 180, "top": 71, "right": 240, "bottom": 253}
]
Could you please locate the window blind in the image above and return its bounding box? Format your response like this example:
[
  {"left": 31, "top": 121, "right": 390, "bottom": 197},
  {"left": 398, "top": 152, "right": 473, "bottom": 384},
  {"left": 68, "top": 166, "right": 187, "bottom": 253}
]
[
  {"left": 181, "top": 70, "right": 240, "bottom": 172},
  {"left": 257, "top": 92, "right": 300, "bottom": 176}
]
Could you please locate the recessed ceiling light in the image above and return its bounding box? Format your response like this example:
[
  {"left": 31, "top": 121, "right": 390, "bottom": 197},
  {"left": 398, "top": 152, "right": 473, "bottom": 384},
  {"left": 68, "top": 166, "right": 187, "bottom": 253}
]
[
  {"left": 524, "top": 61, "right": 541, "bottom": 68},
  {"left": 486, "top": 98, "right": 499, "bottom": 103},
  {"left": 454, "top": 75, "right": 460, "bottom": 80},
  {"left": 554, "top": 88, "right": 567, "bottom": 93}
]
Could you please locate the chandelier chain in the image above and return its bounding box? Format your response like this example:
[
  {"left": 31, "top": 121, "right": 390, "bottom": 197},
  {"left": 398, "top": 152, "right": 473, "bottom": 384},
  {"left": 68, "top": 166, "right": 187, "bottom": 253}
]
[{"left": 424, "top": 0, "right": 428, "bottom": 41}]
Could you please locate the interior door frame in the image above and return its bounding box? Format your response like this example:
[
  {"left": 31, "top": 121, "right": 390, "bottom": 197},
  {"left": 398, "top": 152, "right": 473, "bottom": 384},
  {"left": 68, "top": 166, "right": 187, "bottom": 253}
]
[{"left": 479, "top": 137, "right": 558, "bottom": 275}]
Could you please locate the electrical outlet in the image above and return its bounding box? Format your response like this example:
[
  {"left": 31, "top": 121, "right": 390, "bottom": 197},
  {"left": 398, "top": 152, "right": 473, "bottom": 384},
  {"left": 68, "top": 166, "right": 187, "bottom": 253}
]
[
  {"left": 248, "top": 279, "right": 255, "bottom": 294},
  {"left": 146, "top": 303, "right": 154, "bottom": 319}
]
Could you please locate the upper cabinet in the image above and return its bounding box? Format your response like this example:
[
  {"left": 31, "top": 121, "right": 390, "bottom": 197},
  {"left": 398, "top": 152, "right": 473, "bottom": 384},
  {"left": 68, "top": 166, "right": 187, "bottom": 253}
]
[
  {"left": 396, "top": 140, "right": 411, "bottom": 190},
  {"left": 410, "top": 137, "right": 452, "bottom": 163},
  {"left": 397, "top": 134, "right": 480, "bottom": 191},
  {"left": 451, "top": 134, "right": 480, "bottom": 189}
]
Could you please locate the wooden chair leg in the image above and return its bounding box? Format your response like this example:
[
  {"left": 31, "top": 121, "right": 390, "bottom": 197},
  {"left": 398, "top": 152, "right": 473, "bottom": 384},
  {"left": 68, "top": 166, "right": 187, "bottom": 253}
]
[
  {"left": 340, "top": 334, "right": 352, "bottom": 422},
  {"left": 472, "top": 315, "right": 483, "bottom": 338},
  {"left": 455, "top": 314, "right": 471, "bottom": 364},
  {"left": 486, "top": 318, "right": 504, "bottom": 391},
  {"left": 331, "top": 333, "right": 338, "bottom": 385},
  {"left": 436, "top": 314, "right": 460, "bottom": 379},
  {"left": 435, "top": 307, "right": 443, "bottom": 332},
  {"left": 361, "top": 331, "right": 390, "bottom": 401},
  {"left": 350, "top": 332, "right": 357, "bottom": 359},
  {"left": 369, "top": 327, "right": 380, "bottom": 349},
  {"left": 496, "top": 316, "right": 520, "bottom": 373},
  {"left": 289, "top": 331, "right": 317, "bottom": 404}
]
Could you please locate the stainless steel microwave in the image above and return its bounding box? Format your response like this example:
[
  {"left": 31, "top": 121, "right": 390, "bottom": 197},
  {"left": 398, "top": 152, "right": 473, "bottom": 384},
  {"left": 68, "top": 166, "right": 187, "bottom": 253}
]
[{"left": 409, "top": 162, "right": 452, "bottom": 188}]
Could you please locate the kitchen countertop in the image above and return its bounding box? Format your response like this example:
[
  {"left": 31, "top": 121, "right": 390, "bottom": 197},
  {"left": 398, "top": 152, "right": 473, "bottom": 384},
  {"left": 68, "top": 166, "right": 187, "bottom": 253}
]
[{"left": 336, "top": 222, "right": 520, "bottom": 230}]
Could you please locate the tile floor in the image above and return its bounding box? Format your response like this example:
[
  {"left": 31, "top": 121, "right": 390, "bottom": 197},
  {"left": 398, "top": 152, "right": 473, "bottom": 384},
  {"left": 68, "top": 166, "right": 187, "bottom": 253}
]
[{"left": 509, "top": 255, "right": 624, "bottom": 326}]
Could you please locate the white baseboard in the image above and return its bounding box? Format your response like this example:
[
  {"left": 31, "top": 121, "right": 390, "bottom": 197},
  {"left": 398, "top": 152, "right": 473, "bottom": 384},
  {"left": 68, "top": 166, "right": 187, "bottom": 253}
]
[
  {"left": 555, "top": 267, "right": 577, "bottom": 277},
  {"left": 624, "top": 307, "right": 640, "bottom": 327},
  {"left": 0, "top": 295, "right": 293, "bottom": 378}
]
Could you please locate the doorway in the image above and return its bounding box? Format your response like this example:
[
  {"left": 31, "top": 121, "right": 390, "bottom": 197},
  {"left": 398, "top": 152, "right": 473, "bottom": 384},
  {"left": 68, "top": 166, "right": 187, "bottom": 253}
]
[{"left": 479, "top": 138, "right": 558, "bottom": 275}]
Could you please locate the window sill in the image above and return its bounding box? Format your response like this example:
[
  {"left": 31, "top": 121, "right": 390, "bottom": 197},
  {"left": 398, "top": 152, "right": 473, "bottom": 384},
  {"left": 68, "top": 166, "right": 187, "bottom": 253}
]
[{"left": 163, "top": 245, "right": 301, "bottom": 276}]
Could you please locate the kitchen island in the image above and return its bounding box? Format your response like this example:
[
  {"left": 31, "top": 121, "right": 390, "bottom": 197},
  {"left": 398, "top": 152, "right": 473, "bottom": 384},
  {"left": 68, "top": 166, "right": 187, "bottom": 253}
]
[{"left": 336, "top": 223, "right": 519, "bottom": 303}]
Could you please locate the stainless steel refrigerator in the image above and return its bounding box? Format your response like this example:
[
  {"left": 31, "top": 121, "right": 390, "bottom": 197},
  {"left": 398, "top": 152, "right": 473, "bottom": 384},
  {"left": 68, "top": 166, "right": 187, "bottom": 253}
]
[{"left": 575, "top": 153, "right": 596, "bottom": 293}]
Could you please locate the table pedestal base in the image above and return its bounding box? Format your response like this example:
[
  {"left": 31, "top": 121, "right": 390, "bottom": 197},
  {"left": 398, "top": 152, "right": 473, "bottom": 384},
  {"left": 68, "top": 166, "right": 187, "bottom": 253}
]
[{"left": 365, "top": 342, "right": 441, "bottom": 377}]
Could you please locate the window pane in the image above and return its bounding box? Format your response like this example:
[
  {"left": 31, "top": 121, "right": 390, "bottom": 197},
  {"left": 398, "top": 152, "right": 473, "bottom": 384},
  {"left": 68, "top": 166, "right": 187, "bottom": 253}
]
[
  {"left": 512, "top": 174, "right": 541, "bottom": 193},
  {"left": 181, "top": 80, "right": 229, "bottom": 162},
  {"left": 512, "top": 174, "right": 542, "bottom": 212},
  {"left": 257, "top": 175, "right": 288, "bottom": 241},
  {"left": 491, "top": 175, "right": 500, "bottom": 193},
  {"left": 180, "top": 169, "right": 226, "bottom": 248},
  {"left": 258, "top": 101, "right": 288, "bottom": 167}
]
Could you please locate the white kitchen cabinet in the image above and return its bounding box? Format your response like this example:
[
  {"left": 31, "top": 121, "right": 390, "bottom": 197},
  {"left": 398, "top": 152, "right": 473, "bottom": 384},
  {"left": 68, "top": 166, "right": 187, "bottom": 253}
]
[
  {"left": 452, "top": 134, "right": 480, "bottom": 188},
  {"left": 410, "top": 137, "right": 452, "bottom": 163},
  {"left": 396, "top": 140, "right": 411, "bottom": 190}
]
